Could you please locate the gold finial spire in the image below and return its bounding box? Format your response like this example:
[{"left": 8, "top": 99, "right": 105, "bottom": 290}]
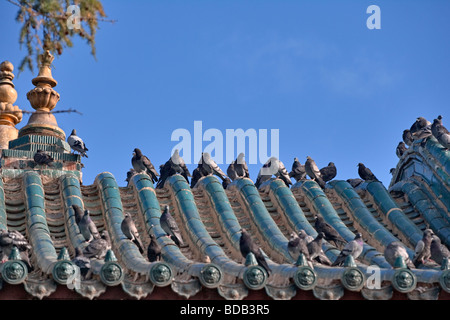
[
  {"left": 19, "top": 50, "right": 65, "bottom": 140},
  {"left": 0, "top": 61, "right": 23, "bottom": 149}
]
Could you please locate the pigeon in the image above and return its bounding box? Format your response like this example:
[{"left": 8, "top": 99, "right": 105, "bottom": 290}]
[
  {"left": 171, "top": 149, "right": 191, "bottom": 182},
  {"left": 147, "top": 232, "right": 162, "bottom": 262},
  {"left": 121, "top": 214, "right": 144, "bottom": 254},
  {"left": 72, "top": 204, "right": 85, "bottom": 225},
  {"left": 413, "top": 229, "right": 434, "bottom": 267},
  {"left": 132, "top": 148, "right": 159, "bottom": 184},
  {"left": 125, "top": 168, "right": 137, "bottom": 186},
  {"left": 307, "top": 232, "right": 332, "bottom": 265},
  {"left": 227, "top": 161, "right": 238, "bottom": 181},
  {"left": 234, "top": 153, "right": 250, "bottom": 179},
  {"left": 200, "top": 152, "right": 228, "bottom": 181},
  {"left": 396, "top": 142, "right": 407, "bottom": 158},
  {"left": 430, "top": 235, "right": 450, "bottom": 265},
  {"left": 34, "top": 150, "right": 54, "bottom": 165},
  {"left": 389, "top": 168, "right": 396, "bottom": 176},
  {"left": 289, "top": 157, "right": 307, "bottom": 182},
  {"left": 67, "top": 129, "right": 88, "bottom": 157},
  {"left": 314, "top": 215, "right": 347, "bottom": 248},
  {"left": 82, "top": 230, "right": 111, "bottom": 259},
  {"left": 319, "top": 162, "right": 337, "bottom": 183},
  {"left": 160, "top": 205, "right": 184, "bottom": 247},
  {"left": 227, "top": 153, "right": 250, "bottom": 181},
  {"left": 331, "top": 233, "right": 364, "bottom": 266},
  {"left": 157, "top": 149, "right": 191, "bottom": 188},
  {"left": 402, "top": 129, "right": 413, "bottom": 147},
  {"left": 357, "top": 163, "right": 378, "bottom": 181},
  {"left": 239, "top": 228, "right": 271, "bottom": 275},
  {"left": 222, "top": 177, "right": 232, "bottom": 189},
  {"left": 287, "top": 232, "right": 310, "bottom": 261},
  {"left": 305, "top": 156, "right": 326, "bottom": 189},
  {"left": 298, "top": 230, "right": 314, "bottom": 244},
  {"left": 431, "top": 116, "right": 450, "bottom": 150},
  {"left": 72, "top": 247, "right": 91, "bottom": 279},
  {"left": 346, "top": 178, "right": 364, "bottom": 188},
  {"left": 0, "top": 229, "right": 32, "bottom": 268},
  {"left": 384, "top": 241, "right": 415, "bottom": 269},
  {"left": 410, "top": 117, "right": 431, "bottom": 135},
  {"left": 190, "top": 167, "right": 206, "bottom": 188},
  {"left": 77, "top": 209, "right": 100, "bottom": 242},
  {"left": 254, "top": 158, "right": 276, "bottom": 188},
  {"left": 274, "top": 159, "right": 292, "bottom": 187}
]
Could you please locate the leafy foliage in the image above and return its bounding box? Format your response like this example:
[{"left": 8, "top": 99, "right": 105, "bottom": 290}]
[{"left": 9, "top": 0, "right": 113, "bottom": 73}]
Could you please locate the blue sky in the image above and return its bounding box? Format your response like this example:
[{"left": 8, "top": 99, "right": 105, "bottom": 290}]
[{"left": 1, "top": 0, "right": 449, "bottom": 186}]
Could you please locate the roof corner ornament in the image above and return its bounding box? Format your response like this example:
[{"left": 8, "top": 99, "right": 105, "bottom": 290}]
[
  {"left": 242, "top": 253, "right": 267, "bottom": 290},
  {"left": 1, "top": 246, "right": 28, "bottom": 285},
  {"left": 100, "top": 250, "right": 124, "bottom": 286},
  {"left": 0, "top": 61, "right": 23, "bottom": 148},
  {"left": 341, "top": 256, "right": 365, "bottom": 292},
  {"left": 391, "top": 256, "right": 417, "bottom": 293},
  {"left": 294, "top": 253, "right": 317, "bottom": 290}
]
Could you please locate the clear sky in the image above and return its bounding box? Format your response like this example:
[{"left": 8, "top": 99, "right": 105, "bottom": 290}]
[{"left": 1, "top": 0, "right": 449, "bottom": 187}]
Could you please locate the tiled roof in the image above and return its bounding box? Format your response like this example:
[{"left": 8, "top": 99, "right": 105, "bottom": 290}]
[
  {"left": 0, "top": 55, "right": 449, "bottom": 300},
  {"left": 0, "top": 133, "right": 449, "bottom": 300}
]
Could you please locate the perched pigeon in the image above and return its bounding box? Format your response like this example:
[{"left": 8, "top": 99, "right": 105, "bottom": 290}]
[
  {"left": 160, "top": 205, "right": 184, "bottom": 247},
  {"left": 289, "top": 158, "right": 307, "bottom": 182},
  {"left": 77, "top": 209, "right": 100, "bottom": 242},
  {"left": 34, "top": 150, "right": 54, "bottom": 165},
  {"left": 67, "top": 129, "right": 88, "bottom": 157},
  {"left": 402, "top": 129, "right": 413, "bottom": 147},
  {"left": 72, "top": 247, "right": 91, "bottom": 279},
  {"left": 274, "top": 159, "right": 292, "bottom": 187},
  {"left": 413, "top": 229, "right": 434, "bottom": 267},
  {"left": 430, "top": 236, "right": 450, "bottom": 265},
  {"left": 239, "top": 228, "right": 271, "bottom": 275},
  {"left": 132, "top": 148, "right": 159, "bottom": 184},
  {"left": 314, "top": 215, "right": 347, "bottom": 248},
  {"left": 331, "top": 233, "right": 364, "bottom": 266},
  {"left": 200, "top": 152, "right": 228, "bottom": 181},
  {"left": 125, "top": 168, "right": 137, "bottom": 186},
  {"left": 147, "top": 232, "right": 162, "bottom": 262},
  {"left": 389, "top": 168, "right": 396, "bottom": 176},
  {"left": 307, "top": 232, "right": 332, "bottom": 265},
  {"left": 254, "top": 158, "right": 276, "bottom": 188},
  {"left": 357, "top": 163, "right": 378, "bottom": 181},
  {"left": 72, "top": 204, "right": 85, "bottom": 225},
  {"left": 222, "top": 177, "right": 232, "bottom": 189},
  {"left": 287, "top": 232, "right": 310, "bottom": 261},
  {"left": 157, "top": 149, "right": 191, "bottom": 188},
  {"left": 0, "top": 229, "right": 32, "bottom": 268},
  {"left": 347, "top": 178, "right": 364, "bottom": 188},
  {"left": 121, "top": 214, "right": 144, "bottom": 254},
  {"left": 431, "top": 116, "right": 450, "bottom": 150},
  {"left": 384, "top": 241, "right": 415, "bottom": 269},
  {"left": 190, "top": 167, "right": 206, "bottom": 188},
  {"left": 305, "top": 156, "right": 326, "bottom": 189},
  {"left": 226, "top": 161, "right": 238, "bottom": 181},
  {"left": 410, "top": 117, "right": 431, "bottom": 135},
  {"left": 396, "top": 142, "right": 407, "bottom": 158},
  {"left": 319, "top": 162, "right": 337, "bottom": 182},
  {"left": 234, "top": 153, "right": 250, "bottom": 179},
  {"left": 83, "top": 230, "right": 111, "bottom": 260},
  {"left": 298, "top": 230, "right": 314, "bottom": 244}
]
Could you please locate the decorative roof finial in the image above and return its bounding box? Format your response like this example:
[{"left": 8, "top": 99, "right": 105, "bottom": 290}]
[
  {"left": 19, "top": 50, "right": 65, "bottom": 140},
  {"left": 0, "top": 61, "right": 23, "bottom": 148}
]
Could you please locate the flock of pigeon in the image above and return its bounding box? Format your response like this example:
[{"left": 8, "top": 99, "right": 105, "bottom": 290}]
[{"left": 11, "top": 115, "right": 448, "bottom": 278}]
